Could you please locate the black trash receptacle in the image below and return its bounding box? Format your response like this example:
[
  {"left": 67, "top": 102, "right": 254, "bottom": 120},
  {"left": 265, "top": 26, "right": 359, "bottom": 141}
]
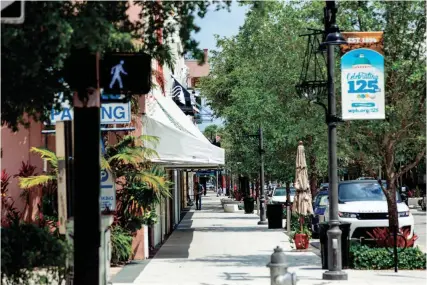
[
  {"left": 319, "top": 222, "right": 351, "bottom": 269},
  {"left": 267, "top": 204, "right": 283, "bottom": 229}
]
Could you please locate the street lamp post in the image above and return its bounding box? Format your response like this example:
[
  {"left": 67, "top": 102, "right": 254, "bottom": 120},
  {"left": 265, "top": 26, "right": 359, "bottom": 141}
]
[
  {"left": 258, "top": 125, "right": 268, "bottom": 225},
  {"left": 322, "top": 1, "right": 348, "bottom": 281}
]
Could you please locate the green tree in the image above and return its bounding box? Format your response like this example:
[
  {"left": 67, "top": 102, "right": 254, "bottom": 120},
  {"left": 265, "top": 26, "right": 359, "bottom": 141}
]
[
  {"left": 203, "top": 124, "right": 223, "bottom": 143},
  {"left": 1, "top": 1, "right": 231, "bottom": 130},
  {"left": 199, "top": 1, "right": 329, "bottom": 192},
  {"left": 335, "top": 1, "right": 426, "bottom": 231}
]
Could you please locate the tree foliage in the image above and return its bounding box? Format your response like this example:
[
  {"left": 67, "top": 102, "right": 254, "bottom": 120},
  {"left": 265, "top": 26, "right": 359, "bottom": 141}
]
[
  {"left": 202, "top": 1, "right": 426, "bottom": 230},
  {"left": 200, "top": 1, "right": 329, "bottom": 184},
  {"left": 1, "top": 1, "right": 231, "bottom": 130},
  {"left": 201, "top": 0, "right": 426, "bottom": 230}
]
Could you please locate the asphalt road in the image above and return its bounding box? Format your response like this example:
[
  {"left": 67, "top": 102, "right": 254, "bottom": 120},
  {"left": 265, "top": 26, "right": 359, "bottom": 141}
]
[{"left": 412, "top": 208, "right": 426, "bottom": 252}]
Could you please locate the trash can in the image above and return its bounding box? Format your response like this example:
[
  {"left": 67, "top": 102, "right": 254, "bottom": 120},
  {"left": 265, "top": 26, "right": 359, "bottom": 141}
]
[
  {"left": 319, "top": 222, "right": 351, "bottom": 269},
  {"left": 267, "top": 204, "right": 283, "bottom": 229}
]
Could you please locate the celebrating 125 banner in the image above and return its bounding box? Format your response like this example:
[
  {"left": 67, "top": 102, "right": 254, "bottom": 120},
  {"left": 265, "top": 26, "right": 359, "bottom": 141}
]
[{"left": 340, "top": 32, "right": 385, "bottom": 120}]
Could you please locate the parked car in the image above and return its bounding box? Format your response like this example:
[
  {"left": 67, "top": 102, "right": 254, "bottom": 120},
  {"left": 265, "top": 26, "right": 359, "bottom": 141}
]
[
  {"left": 269, "top": 187, "right": 296, "bottom": 205},
  {"left": 206, "top": 183, "right": 214, "bottom": 190},
  {"left": 324, "top": 180, "right": 414, "bottom": 241},
  {"left": 319, "top": 183, "right": 329, "bottom": 191},
  {"left": 311, "top": 190, "right": 329, "bottom": 238},
  {"left": 356, "top": 177, "right": 376, "bottom": 180}
]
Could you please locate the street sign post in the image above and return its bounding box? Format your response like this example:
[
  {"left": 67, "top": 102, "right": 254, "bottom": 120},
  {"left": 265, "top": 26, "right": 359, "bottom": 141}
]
[{"left": 100, "top": 169, "right": 116, "bottom": 212}]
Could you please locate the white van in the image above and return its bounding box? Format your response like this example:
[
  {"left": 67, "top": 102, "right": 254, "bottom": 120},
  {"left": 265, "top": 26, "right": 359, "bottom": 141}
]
[{"left": 324, "top": 180, "right": 414, "bottom": 240}]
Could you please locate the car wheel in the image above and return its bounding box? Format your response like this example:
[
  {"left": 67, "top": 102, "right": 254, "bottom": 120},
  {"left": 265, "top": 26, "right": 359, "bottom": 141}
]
[{"left": 422, "top": 205, "right": 426, "bottom": 211}]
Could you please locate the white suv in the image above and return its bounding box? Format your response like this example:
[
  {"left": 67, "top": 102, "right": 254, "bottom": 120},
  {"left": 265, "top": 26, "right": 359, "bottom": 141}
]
[{"left": 324, "top": 180, "right": 414, "bottom": 240}]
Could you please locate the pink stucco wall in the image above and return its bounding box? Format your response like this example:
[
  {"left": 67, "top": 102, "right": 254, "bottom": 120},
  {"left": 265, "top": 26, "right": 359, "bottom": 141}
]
[
  {"left": 1, "top": 120, "right": 48, "bottom": 220},
  {"left": 185, "top": 49, "right": 210, "bottom": 87}
]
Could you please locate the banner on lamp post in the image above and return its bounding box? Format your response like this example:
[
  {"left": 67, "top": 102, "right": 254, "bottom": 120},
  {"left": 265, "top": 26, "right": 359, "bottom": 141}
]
[{"left": 340, "top": 32, "right": 385, "bottom": 120}]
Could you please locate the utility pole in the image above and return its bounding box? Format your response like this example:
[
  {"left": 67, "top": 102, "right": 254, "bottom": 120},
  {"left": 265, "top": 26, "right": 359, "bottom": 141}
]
[
  {"left": 73, "top": 52, "right": 101, "bottom": 285},
  {"left": 322, "top": 1, "right": 348, "bottom": 281},
  {"left": 258, "top": 125, "right": 267, "bottom": 225}
]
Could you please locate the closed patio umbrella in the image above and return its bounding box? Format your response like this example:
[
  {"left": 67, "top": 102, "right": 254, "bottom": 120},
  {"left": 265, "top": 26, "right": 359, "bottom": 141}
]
[{"left": 293, "top": 141, "right": 313, "bottom": 216}]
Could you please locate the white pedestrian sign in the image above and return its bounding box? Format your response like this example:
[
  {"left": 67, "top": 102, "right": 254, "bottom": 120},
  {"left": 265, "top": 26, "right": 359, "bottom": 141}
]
[
  {"left": 100, "top": 169, "right": 116, "bottom": 212},
  {"left": 109, "top": 60, "right": 127, "bottom": 89}
]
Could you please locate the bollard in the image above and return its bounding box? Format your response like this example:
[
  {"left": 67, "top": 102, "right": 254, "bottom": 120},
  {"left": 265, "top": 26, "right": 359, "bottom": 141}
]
[{"left": 267, "top": 246, "right": 297, "bottom": 285}]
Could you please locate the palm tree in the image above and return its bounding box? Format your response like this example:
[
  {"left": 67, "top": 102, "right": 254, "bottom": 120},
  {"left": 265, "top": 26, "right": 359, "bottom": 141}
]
[
  {"left": 19, "top": 135, "right": 172, "bottom": 229},
  {"left": 19, "top": 147, "right": 110, "bottom": 189},
  {"left": 105, "top": 135, "right": 172, "bottom": 202}
]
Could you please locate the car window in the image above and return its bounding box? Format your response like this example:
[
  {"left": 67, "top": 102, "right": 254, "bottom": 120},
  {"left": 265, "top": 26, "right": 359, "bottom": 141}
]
[
  {"left": 274, "top": 189, "right": 286, "bottom": 196},
  {"left": 318, "top": 195, "right": 328, "bottom": 206},
  {"left": 274, "top": 188, "right": 296, "bottom": 196},
  {"left": 339, "top": 182, "right": 401, "bottom": 202}
]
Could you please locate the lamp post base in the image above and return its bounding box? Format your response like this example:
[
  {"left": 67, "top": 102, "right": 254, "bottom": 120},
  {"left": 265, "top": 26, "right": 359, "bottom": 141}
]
[
  {"left": 322, "top": 270, "right": 348, "bottom": 280},
  {"left": 257, "top": 220, "right": 268, "bottom": 225}
]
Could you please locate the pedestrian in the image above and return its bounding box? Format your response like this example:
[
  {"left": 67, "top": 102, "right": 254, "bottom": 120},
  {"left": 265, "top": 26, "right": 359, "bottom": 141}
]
[
  {"left": 195, "top": 182, "right": 204, "bottom": 210},
  {"left": 217, "top": 186, "right": 222, "bottom": 197}
]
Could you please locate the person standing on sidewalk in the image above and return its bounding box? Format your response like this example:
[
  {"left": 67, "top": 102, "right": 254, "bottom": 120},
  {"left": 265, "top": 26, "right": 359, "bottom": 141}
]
[{"left": 195, "top": 182, "right": 204, "bottom": 210}]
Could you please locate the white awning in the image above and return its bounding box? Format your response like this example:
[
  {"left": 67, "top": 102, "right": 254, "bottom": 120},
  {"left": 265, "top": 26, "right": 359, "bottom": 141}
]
[{"left": 142, "top": 93, "right": 225, "bottom": 167}]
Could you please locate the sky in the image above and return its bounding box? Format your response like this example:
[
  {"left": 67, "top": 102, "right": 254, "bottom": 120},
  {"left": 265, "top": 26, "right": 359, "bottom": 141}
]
[{"left": 192, "top": 1, "right": 248, "bottom": 131}]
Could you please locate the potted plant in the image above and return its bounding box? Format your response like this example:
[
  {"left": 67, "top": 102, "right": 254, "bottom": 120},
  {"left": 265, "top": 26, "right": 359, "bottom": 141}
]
[
  {"left": 288, "top": 213, "right": 312, "bottom": 249},
  {"left": 243, "top": 195, "right": 255, "bottom": 214}
]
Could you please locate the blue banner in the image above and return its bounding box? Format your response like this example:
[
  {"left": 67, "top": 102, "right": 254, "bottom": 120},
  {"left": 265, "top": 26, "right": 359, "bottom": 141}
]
[{"left": 341, "top": 48, "right": 385, "bottom": 120}]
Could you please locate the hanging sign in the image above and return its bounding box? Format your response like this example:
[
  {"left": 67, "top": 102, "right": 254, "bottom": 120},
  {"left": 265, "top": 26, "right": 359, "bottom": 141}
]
[
  {"left": 340, "top": 32, "right": 385, "bottom": 120},
  {"left": 49, "top": 98, "right": 131, "bottom": 125},
  {"left": 100, "top": 169, "right": 116, "bottom": 212}
]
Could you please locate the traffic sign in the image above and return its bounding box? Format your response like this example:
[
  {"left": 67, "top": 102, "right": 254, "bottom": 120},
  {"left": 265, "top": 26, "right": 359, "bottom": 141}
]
[
  {"left": 100, "top": 52, "right": 152, "bottom": 101},
  {"left": 1, "top": 0, "right": 24, "bottom": 24},
  {"left": 50, "top": 101, "right": 131, "bottom": 125},
  {"left": 62, "top": 50, "right": 151, "bottom": 103},
  {"left": 100, "top": 169, "right": 116, "bottom": 212}
]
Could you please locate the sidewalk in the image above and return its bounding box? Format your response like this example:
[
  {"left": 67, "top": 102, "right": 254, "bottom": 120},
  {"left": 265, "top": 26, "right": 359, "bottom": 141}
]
[{"left": 112, "top": 192, "right": 427, "bottom": 285}]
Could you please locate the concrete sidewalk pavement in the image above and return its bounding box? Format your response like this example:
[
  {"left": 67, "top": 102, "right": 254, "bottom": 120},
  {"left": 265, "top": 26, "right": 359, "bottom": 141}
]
[{"left": 112, "top": 192, "right": 427, "bottom": 285}]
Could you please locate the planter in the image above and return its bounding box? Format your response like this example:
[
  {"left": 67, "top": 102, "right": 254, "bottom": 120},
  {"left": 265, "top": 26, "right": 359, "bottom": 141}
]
[
  {"left": 243, "top": 198, "right": 255, "bottom": 214},
  {"left": 224, "top": 204, "right": 239, "bottom": 213},
  {"left": 294, "top": 233, "right": 309, "bottom": 249}
]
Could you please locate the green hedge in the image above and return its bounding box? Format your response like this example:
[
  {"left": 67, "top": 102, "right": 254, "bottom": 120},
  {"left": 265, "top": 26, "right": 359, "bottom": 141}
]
[
  {"left": 350, "top": 244, "right": 427, "bottom": 270},
  {"left": 1, "top": 221, "right": 69, "bottom": 285}
]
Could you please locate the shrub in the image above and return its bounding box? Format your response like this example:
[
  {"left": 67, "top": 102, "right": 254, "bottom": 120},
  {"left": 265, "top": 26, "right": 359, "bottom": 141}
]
[
  {"left": 111, "top": 226, "right": 133, "bottom": 265},
  {"left": 350, "top": 244, "right": 426, "bottom": 270},
  {"left": 1, "top": 216, "right": 69, "bottom": 285},
  {"left": 367, "top": 227, "right": 418, "bottom": 248},
  {"left": 288, "top": 213, "right": 312, "bottom": 242}
]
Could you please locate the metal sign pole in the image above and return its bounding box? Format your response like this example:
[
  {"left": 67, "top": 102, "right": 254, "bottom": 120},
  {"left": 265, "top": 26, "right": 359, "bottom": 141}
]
[{"left": 73, "top": 53, "right": 101, "bottom": 285}]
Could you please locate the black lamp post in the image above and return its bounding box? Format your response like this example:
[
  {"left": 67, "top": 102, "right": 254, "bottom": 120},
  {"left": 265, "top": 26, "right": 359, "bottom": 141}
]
[
  {"left": 238, "top": 126, "right": 267, "bottom": 225},
  {"left": 296, "top": 1, "right": 348, "bottom": 281},
  {"left": 322, "top": 2, "right": 348, "bottom": 280}
]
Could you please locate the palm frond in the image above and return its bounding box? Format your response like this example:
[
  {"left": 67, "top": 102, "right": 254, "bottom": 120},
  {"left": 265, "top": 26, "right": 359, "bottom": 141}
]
[
  {"left": 30, "top": 147, "right": 58, "bottom": 170},
  {"left": 113, "top": 135, "right": 136, "bottom": 150},
  {"left": 134, "top": 168, "right": 172, "bottom": 199},
  {"left": 19, "top": 175, "right": 56, "bottom": 189},
  {"left": 109, "top": 147, "right": 143, "bottom": 166},
  {"left": 101, "top": 156, "right": 111, "bottom": 171},
  {"left": 138, "top": 135, "right": 160, "bottom": 146},
  {"left": 140, "top": 147, "right": 160, "bottom": 160}
]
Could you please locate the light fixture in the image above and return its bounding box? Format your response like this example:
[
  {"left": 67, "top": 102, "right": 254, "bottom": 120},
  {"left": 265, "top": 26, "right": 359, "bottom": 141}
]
[{"left": 321, "top": 24, "right": 347, "bottom": 46}]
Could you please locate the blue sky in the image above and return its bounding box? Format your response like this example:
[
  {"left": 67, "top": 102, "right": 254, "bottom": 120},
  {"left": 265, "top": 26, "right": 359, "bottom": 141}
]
[{"left": 192, "top": 1, "right": 248, "bottom": 131}]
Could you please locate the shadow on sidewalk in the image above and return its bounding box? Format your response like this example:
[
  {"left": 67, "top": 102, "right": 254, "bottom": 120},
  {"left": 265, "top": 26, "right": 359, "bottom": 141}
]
[
  {"left": 166, "top": 253, "right": 320, "bottom": 268},
  {"left": 178, "top": 226, "right": 283, "bottom": 233},
  {"left": 191, "top": 216, "right": 260, "bottom": 220},
  {"left": 154, "top": 212, "right": 195, "bottom": 259}
]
